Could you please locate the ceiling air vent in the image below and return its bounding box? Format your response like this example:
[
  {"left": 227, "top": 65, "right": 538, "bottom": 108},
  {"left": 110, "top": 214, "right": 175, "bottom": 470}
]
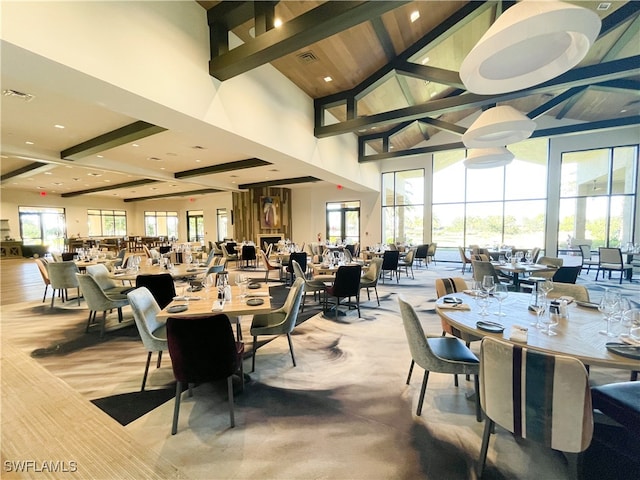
[
  {"left": 3, "top": 89, "right": 35, "bottom": 102},
  {"left": 297, "top": 51, "right": 319, "bottom": 64},
  {"left": 597, "top": 3, "right": 611, "bottom": 10}
]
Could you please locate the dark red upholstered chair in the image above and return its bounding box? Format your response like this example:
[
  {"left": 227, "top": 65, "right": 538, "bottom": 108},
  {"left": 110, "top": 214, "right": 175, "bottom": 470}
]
[{"left": 166, "top": 315, "right": 244, "bottom": 435}]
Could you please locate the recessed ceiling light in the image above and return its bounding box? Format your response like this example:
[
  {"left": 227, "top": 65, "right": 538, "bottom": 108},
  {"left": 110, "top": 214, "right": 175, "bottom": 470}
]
[
  {"left": 97, "top": 155, "right": 103, "bottom": 158},
  {"left": 597, "top": 3, "right": 611, "bottom": 10},
  {"left": 195, "top": 159, "right": 202, "bottom": 163},
  {"left": 421, "top": 56, "right": 430, "bottom": 65},
  {"left": 53, "top": 182, "right": 62, "bottom": 186},
  {"left": 113, "top": 193, "right": 118, "bottom": 196},
  {"left": 191, "top": 145, "right": 205, "bottom": 150},
  {"left": 54, "top": 124, "right": 65, "bottom": 129},
  {"left": 132, "top": 143, "right": 139, "bottom": 147},
  {"left": 160, "top": 167, "right": 166, "bottom": 170},
  {"left": 274, "top": 18, "right": 282, "bottom": 28},
  {"left": 25, "top": 141, "right": 34, "bottom": 145},
  {"left": 44, "top": 172, "right": 52, "bottom": 175},
  {"left": 410, "top": 11, "right": 420, "bottom": 22},
  {"left": 104, "top": 180, "right": 111, "bottom": 183},
  {"left": 166, "top": 152, "right": 177, "bottom": 156},
  {"left": 269, "top": 169, "right": 279, "bottom": 172},
  {"left": 37, "top": 186, "right": 44, "bottom": 189},
  {"left": 230, "top": 175, "right": 238, "bottom": 178},
  {"left": 324, "top": 76, "right": 333, "bottom": 82}
]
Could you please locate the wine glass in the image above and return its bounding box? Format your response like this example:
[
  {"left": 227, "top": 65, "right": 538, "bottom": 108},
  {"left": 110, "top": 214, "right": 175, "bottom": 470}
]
[
  {"left": 505, "top": 250, "right": 512, "bottom": 263},
  {"left": 472, "top": 280, "right": 489, "bottom": 316},
  {"left": 525, "top": 250, "right": 532, "bottom": 264},
  {"left": 620, "top": 308, "right": 640, "bottom": 339},
  {"left": 540, "top": 279, "right": 554, "bottom": 299},
  {"left": 529, "top": 290, "right": 546, "bottom": 328},
  {"left": 598, "top": 290, "right": 619, "bottom": 337},
  {"left": 482, "top": 275, "right": 496, "bottom": 296},
  {"left": 493, "top": 284, "right": 508, "bottom": 316}
]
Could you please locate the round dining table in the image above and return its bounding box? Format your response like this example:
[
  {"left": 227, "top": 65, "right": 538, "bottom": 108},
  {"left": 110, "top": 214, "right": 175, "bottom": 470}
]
[{"left": 435, "top": 292, "right": 639, "bottom": 371}]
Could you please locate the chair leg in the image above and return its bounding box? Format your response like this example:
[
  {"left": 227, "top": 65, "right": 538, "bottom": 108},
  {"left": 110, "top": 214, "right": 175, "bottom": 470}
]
[
  {"left": 171, "top": 381, "right": 182, "bottom": 435},
  {"left": 477, "top": 418, "right": 494, "bottom": 478},
  {"left": 286, "top": 333, "right": 296, "bottom": 367},
  {"left": 227, "top": 376, "right": 235, "bottom": 428},
  {"left": 100, "top": 311, "right": 107, "bottom": 337},
  {"left": 156, "top": 350, "right": 163, "bottom": 368},
  {"left": 356, "top": 294, "right": 361, "bottom": 318},
  {"left": 42, "top": 285, "right": 48, "bottom": 303},
  {"left": 374, "top": 286, "right": 379, "bottom": 306},
  {"left": 417, "top": 370, "right": 430, "bottom": 416},
  {"left": 474, "top": 374, "right": 482, "bottom": 422},
  {"left": 141, "top": 351, "right": 152, "bottom": 391},
  {"left": 85, "top": 310, "right": 94, "bottom": 333},
  {"left": 51, "top": 289, "right": 56, "bottom": 308},
  {"left": 251, "top": 335, "right": 258, "bottom": 373},
  {"left": 406, "top": 360, "right": 414, "bottom": 385}
]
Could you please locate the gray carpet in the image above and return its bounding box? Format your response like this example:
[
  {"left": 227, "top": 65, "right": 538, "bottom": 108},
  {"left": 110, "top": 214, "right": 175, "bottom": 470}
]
[{"left": 2, "top": 263, "right": 636, "bottom": 480}]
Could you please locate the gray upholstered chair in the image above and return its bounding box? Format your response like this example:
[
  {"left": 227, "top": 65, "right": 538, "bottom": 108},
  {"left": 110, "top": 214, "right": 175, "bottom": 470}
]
[
  {"left": 111, "top": 248, "right": 127, "bottom": 268},
  {"left": 250, "top": 277, "right": 305, "bottom": 372},
  {"left": 398, "top": 248, "right": 416, "bottom": 279},
  {"left": 127, "top": 287, "right": 167, "bottom": 391},
  {"left": 578, "top": 244, "right": 598, "bottom": 274},
  {"left": 292, "top": 260, "right": 325, "bottom": 312},
  {"left": 477, "top": 336, "right": 593, "bottom": 478},
  {"left": 47, "top": 261, "right": 81, "bottom": 307},
  {"left": 76, "top": 273, "right": 129, "bottom": 337},
  {"left": 471, "top": 260, "right": 503, "bottom": 286},
  {"left": 359, "top": 257, "right": 383, "bottom": 306},
  {"left": 86, "top": 263, "right": 130, "bottom": 298},
  {"left": 221, "top": 243, "right": 239, "bottom": 269},
  {"left": 34, "top": 258, "right": 51, "bottom": 303},
  {"left": 398, "top": 296, "right": 480, "bottom": 420}
]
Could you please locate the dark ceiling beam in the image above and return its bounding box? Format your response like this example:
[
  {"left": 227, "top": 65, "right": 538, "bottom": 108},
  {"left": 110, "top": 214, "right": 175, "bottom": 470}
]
[
  {"left": 598, "top": 1, "right": 640, "bottom": 37},
  {"left": 174, "top": 158, "right": 271, "bottom": 179},
  {"left": 207, "top": 1, "right": 258, "bottom": 31},
  {"left": 124, "top": 188, "right": 222, "bottom": 203},
  {"left": 528, "top": 86, "right": 589, "bottom": 120},
  {"left": 316, "top": 55, "right": 640, "bottom": 138},
  {"left": 238, "top": 176, "right": 320, "bottom": 190},
  {"left": 61, "top": 179, "right": 160, "bottom": 198},
  {"left": 592, "top": 79, "right": 640, "bottom": 94},
  {"left": 370, "top": 16, "right": 396, "bottom": 61},
  {"left": 359, "top": 115, "right": 640, "bottom": 162},
  {"left": 0, "top": 162, "right": 48, "bottom": 181},
  {"left": 394, "top": 63, "right": 465, "bottom": 89},
  {"left": 418, "top": 117, "right": 467, "bottom": 136},
  {"left": 209, "top": 1, "right": 409, "bottom": 81},
  {"left": 60, "top": 121, "right": 167, "bottom": 161}
]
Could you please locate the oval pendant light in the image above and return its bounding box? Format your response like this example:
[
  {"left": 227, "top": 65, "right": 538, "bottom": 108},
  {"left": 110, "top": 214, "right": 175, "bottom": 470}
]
[
  {"left": 463, "top": 106, "right": 536, "bottom": 148},
  {"left": 464, "top": 147, "right": 514, "bottom": 169},
  {"left": 460, "top": 0, "right": 601, "bottom": 94}
]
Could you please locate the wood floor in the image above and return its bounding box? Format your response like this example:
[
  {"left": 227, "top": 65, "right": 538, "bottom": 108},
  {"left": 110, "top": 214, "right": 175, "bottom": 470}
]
[{"left": 1, "top": 257, "right": 44, "bottom": 305}]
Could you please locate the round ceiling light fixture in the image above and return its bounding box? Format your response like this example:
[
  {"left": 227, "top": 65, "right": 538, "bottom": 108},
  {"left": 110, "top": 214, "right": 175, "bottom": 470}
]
[
  {"left": 463, "top": 106, "right": 536, "bottom": 148},
  {"left": 463, "top": 147, "right": 514, "bottom": 169},
  {"left": 460, "top": 0, "right": 601, "bottom": 94}
]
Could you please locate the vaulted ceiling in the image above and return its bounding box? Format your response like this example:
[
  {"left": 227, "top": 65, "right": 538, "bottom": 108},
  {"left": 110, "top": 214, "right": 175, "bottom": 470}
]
[{"left": 2, "top": 1, "right": 638, "bottom": 201}]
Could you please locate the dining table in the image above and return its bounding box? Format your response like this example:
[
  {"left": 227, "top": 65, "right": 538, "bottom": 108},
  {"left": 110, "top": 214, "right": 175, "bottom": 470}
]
[
  {"left": 109, "top": 263, "right": 207, "bottom": 282},
  {"left": 493, "top": 262, "right": 557, "bottom": 289},
  {"left": 435, "top": 292, "right": 639, "bottom": 371}
]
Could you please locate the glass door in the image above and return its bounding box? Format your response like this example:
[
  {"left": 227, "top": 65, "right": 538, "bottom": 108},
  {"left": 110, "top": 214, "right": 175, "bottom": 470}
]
[
  {"left": 187, "top": 210, "right": 205, "bottom": 242},
  {"left": 326, "top": 202, "right": 360, "bottom": 244},
  {"left": 19, "top": 207, "right": 66, "bottom": 252}
]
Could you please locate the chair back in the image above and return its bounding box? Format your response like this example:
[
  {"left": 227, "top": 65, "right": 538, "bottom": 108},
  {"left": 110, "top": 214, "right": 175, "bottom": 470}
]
[
  {"left": 546, "top": 284, "right": 590, "bottom": 303},
  {"left": 381, "top": 250, "right": 400, "bottom": 270},
  {"left": 287, "top": 252, "right": 307, "bottom": 274},
  {"left": 291, "top": 260, "right": 308, "bottom": 282},
  {"left": 427, "top": 243, "right": 437, "bottom": 256},
  {"left": 76, "top": 273, "right": 121, "bottom": 311},
  {"left": 578, "top": 244, "right": 592, "bottom": 260},
  {"left": 599, "top": 247, "right": 622, "bottom": 265},
  {"left": 402, "top": 249, "right": 415, "bottom": 265},
  {"left": 537, "top": 256, "right": 563, "bottom": 268},
  {"left": 479, "top": 336, "right": 593, "bottom": 453},
  {"left": 552, "top": 266, "right": 581, "bottom": 284},
  {"left": 47, "top": 261, "right": 80, "bottom": 289},
  {"left": 135, "top": 273, "right": 176, "bottom": 309},
  {"left": 61, "top": 252, "right": 75, "bottom": 261},
  {"left": 388, "top": 243, "right": 398, "bottom": 251},
  {"left": 343, "top": 248, "right": 353, "bottom": 263},
  {"left": 127, "top": 287, "right": 165, "bottom": 350},
  {"left": 471, "top": 260, "right": 500, "bottom": 284},
  {"left": 167, "top": 315, "right": 239, "bottom": 384},
  {"left": 398, "top": 296, "right": 444, "bottom": 372},
  {"left": 281, "top": 278, "right": 305, "bottom": 321},
  {"left": 35, "top": 258, "right": 50, "bottom": 286},
  {"left": 86, "top": 263, "right": 118, "bottom": 291},
  {"left": 458, "top": 247, "right": 471, "bottom": 263},
  {"left": 530, "top": 247, "right": 541, "bottom": 263},
  {"left": 242, "top": 245, "right": 256, "bottom": 261},
  {"left": 258, "top": 249, "right": 276, "bottom": 270},
  {"left": 361, "top": 257, "right": 383, "bottom": 283},
  {"left": 435, "top": 277, "right": 468, "bottom": 297},
  {"left": 415, "top": 244, "right": 429, "bottom": 260},
  {"left": 331, "top": 264, "right": 362, "bottom": 297}
]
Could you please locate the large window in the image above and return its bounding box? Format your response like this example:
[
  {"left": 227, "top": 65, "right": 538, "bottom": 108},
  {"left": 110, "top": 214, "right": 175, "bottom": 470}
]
[
  {"left": 326, "top": 201, "right": 360, "bottom": 244},
  {"left": 559, "top": 146, "right": 638, "bottom": 248},
  {"left": 432, "top": 139, "right": 548, "bottom": 249},
  {"left": 216, "top": 209, "right": 228, "bottom": 242},
  {"left": 18, "top": 206, "right": 66, "bottom": 251},
  {"left": 187, "top": 210, "right": 204, "bottom": 242},
  {"left": 87, "top": 209, "right": 127, "bottom": 237},
  {"left": 145, "top": 211, "right": 178, "bottom": 239},
  {"left": 381, "top": 169, "right": 424, "bottom": 244}
]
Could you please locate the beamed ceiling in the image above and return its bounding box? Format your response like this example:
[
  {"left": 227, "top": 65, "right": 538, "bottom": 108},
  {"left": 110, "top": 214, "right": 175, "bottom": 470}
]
[{"left": 1, "top": 1, "right": 639, "bottom": 201}]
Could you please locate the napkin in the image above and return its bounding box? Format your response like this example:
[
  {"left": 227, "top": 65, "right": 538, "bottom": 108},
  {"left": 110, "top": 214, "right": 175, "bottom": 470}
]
[
  {"left": 621, "top": 336, "right": 640, "bottom": 346},
  {"left": 173, "top": 295, "right": 201, "bottom": 301},
  {"left": 510, "top": 325, "right": 528, "bottom": 343},
  {"left": 212, "top": 300, "right": 225, "bottom": 311},
  {"left": 463, "top": 290, "right": 480, "bottom": 297},
  {"left": 246, "top": 292, "right": 269, "bottom": 297},
  {"left": 438, "top": 303, "right": 471, "bottom": 311}
]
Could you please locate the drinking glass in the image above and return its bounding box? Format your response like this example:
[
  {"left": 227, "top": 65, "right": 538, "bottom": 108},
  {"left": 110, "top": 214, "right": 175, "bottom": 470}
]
[
  {"left": 620, "top": 308, "right": 640, "bottom": 339},
  {"left": 482, "top": 275, "right": 495, "bottom": 296},
  {"left": 505, "top": 250, "right": 512, "bottom": 263},
  {"left": 529, "top": 291, "right": 546, "bottom": 328},
  {"left": 598, "top": 290, "right": 619, "bottom": 337},
  {"left": 472, "top": 280, "right": 489, "bottom": 316},
  {"left": 493, "top": 284, "right": 508, "bottom": 316},
  {"left": 541, "top": 306, "right": 559, "bottom": 336},
  {"left": 525, "top": 250, "right": 532, "bottom": 264}
]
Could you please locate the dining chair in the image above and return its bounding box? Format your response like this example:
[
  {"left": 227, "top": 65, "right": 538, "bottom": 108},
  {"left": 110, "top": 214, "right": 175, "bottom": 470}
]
[
  {"left": 135, "top": 273, "right": 176, "bottom": 310},
  {"left": 85, "top": 263, "right": 131, "bottom": 298},
  {"left": 380, "top": 250, "right": 400, "bottom": 284},
  {"left": 166, "top": 314, "right": 243, "bottom": 434},
  {"left": 34, "top": 257, "right": 51, "bottom": 303},
  {"left": 398, "top": 248, "right": 416, "bottom": 279},
  {"left": 127, "top": 287, "right": 167, "bottom": 391},
  {"left": 47, "top": 261, "right": 81, "bottom": 307},
  {"left": 434, "top": 277, "right": 482, "bottom": 343},
  {"left": 359, "top": 257, "right": 383, "bottom": 306},
  {"left": 545, "top": 283, "right": 590, "bottom": 303},
  {"left": 477, "top": 336, "right": 593, "bottom": 479},
  {"left": 241, "top": 245, "right": 257, "bottom": 269},
  {"left": 426, "top": 242, "right": 437, "bottom": 265},
  {"left": 292, "top": 260, "right": 325, "bottom": 312},
  {"left": 250, "top": 277, "right": 305, "bottom": 372},
  {"left": 221, "top": 243, "right": 239, "bottom": 269},
  {"left": 76, "top": 273, "right": 129, "bottom": 337},
  {"left": 286, "top": 252, "right": 307, "bottom": 286},
  {"left": 397, "top": 296, "right": 481, "bottom": 420},
  {"left": 258, "top": 249, "right": 282, "bottom": 283},
  {"left": 414, "top": 244, "right": 429, "bottom": 268},
  {"left": 596, "top": 247, "right": 633, "bottom": 283},
  {"left": 578, "top": 244, "right": 598, "bottom": 274},
  {"left": 471, "top": 260, "right": 504, "bottom": 287},
  {"left": 551, "top": 265, "right": 582, "bottom": 284},
  {"left": 458, "top": 247, "right": 473, "bottom": 273},
  {"left": 324, "top": 264, "right": 362, "bottom": 320}
]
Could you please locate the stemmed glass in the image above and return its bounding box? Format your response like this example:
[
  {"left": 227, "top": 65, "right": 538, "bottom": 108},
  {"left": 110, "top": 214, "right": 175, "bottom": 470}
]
[
  {"left": 473, "top": 280, "right": 489, "bottom": 316},
  {"left": 482, "top": 275, "right": 496, "bottom": 296},
  {"left": 620, "top": 308, "right": 640, "bottom": 339},
  {"left": 505, "top": 250, "right": 512, "bottom": 263},
  {"left": 598, "top": 290, "right": 620, "bottom": 337},
  {"left": 540, "top": 279, "right": 554, "bottom": 298},
  {"left": 529, "top": 290, "right": 546, "bottom": 328},
  {"left": 493, "top": 284, "right": 508, "bottom": 316}
]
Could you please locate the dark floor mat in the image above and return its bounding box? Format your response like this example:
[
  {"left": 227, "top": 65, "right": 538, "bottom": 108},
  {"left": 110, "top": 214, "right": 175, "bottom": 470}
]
[{"left": 91, "top": 387, "right": 175, "bottom": 426}]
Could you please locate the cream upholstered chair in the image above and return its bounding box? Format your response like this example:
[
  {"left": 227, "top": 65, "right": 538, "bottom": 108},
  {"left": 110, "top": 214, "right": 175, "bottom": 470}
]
[
  {"left": 398, "top": 248, "right": 415, "bottom": 279},
  {"left": 578, "top": 244, "right": 598, "bottom": 274},
  {"left": 477, "top": 337, "right": 593, "bottom": 478},
  {"left": 426, "top": 242, "right": 437, "bottom": 265},
  {"left": 76, "top": 273, "right": 129, "bottom": 337},
  {"left": 86, "top": 263, "right": 131, "bottom": 298},
  {"left": 47, "top": 261, "right": 81, "bottom": 307},
  {"left": 596, "top": 247, "right": 633, "bottom": 284},
  {"left": 221, "top": 243, "right": 239, "bottom": 269},
  {"left": 250, "top": 277, "right": 305, "bottom": 372},
  {"left": 398, "top": 296, "right": 481, "bottom": 420},
  {"left": 127, "top": 287, "right": 167, "bottom": 391},
  {"left": 458, "top": 247, "right": 473, "bottom": 273},
  {"left": 34, "top": 258, "right": 51, "bottom": 303},
  {"left": 292, "top": 260, "right": 325, "bottom": 312},
  {"left": 545, "top": 283, "right": 590, "bottom": 303},
  {"left": 359, "top": 257, "right": 383, "bottom": 306}
]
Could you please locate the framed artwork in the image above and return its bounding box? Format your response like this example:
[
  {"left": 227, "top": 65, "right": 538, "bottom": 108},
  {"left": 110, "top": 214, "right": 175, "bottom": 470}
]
[{"left": 260, "top": 196, "right": 281, "bottom": 229}]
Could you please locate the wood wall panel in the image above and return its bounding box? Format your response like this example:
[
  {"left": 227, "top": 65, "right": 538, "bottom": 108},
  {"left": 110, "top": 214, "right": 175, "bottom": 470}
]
[{"left": 232, "top": 188, "right": 292, "bottom": 244}]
